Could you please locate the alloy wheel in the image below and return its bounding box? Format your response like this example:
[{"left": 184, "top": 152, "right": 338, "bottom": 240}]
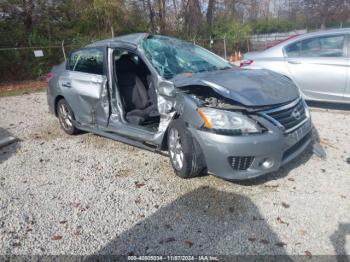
[
  {"left": 169, "top": 128, "right": 184, "bottom": 170},
  {"left": 58, "top": 102, "right": 73, "bottom": 131}
]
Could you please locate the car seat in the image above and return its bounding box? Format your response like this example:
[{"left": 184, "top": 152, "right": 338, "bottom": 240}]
[{"left": 115, "top": 55, "right": 157, "bottom": 125}]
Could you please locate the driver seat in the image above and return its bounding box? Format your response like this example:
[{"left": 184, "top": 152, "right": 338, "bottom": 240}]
[{"left": 115, "top": 55, "right": 157, "bottom": 125}]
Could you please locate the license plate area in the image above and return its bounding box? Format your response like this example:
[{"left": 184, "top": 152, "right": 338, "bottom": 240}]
[{"left": 285, "top": 119, "right": 312, "bottom": 146}]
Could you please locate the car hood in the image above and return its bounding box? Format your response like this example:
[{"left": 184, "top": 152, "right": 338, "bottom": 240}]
[{"left": 171, "top": 68, "right": 299, "bottom": 107}]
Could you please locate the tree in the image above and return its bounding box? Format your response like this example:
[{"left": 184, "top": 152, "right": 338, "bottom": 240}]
[
  {"left": 206, "top": 0, "right": 216, "bottom": 34},
  {"left": 145, "top": 0, "right": 156, "bottom": 33},
  {"left": 182, "top": 0, "right": 202, "bottom": 37},
  {"left": 157, "top": 0, "right": 166, "bottom": 34},
  {"left": 300, "top": 0, "right": 349, "bottom": 29}
]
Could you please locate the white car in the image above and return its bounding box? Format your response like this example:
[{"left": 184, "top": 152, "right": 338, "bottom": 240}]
[{"left": 242, "top": 28, "right": 350, "bottom": 104}]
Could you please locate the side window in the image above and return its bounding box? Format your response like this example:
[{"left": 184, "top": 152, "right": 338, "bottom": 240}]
[
  {"left": 285, "top": 35, "right": 345, "bottom": 58},
  {"left": 67, "top": 48, "right": 104, "bottom": 75},
  {"left": 285, "top": 41, "right": 301, "bottom": 57},
  {"left": 66, "top": 50, "right": 80, "bottom": 70}
]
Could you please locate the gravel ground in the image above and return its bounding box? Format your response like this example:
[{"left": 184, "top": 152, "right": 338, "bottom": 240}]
[{"left": 0, "top": 92, "right": 349, "bottom": 256}]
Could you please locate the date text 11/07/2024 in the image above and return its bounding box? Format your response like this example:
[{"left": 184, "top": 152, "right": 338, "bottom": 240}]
[{"left": 127, "top": 255, "right": 219, "bottom": 261}]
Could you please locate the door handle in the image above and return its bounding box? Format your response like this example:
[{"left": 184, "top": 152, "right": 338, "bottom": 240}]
[
  {"left": 288, "top": 60, "right": 301, "bottom": 65},
  {"left": 62, "top": 82, "right": 71, "bottom": 88}
]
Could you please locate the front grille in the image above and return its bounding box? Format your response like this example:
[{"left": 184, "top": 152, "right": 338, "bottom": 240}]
[
  {"left": 228, "top": 156, "right": 254, "bottom": 171},
  {"left": 264, "top": 99, "right": 307, "bottom": 132}
]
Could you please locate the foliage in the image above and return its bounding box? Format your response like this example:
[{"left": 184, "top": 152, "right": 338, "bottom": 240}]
[
  {"left": 252, "top": 19, "right": 295, "bottom": 34},
  {"left": 213, "top": 18, "right": 252, "bottom": 43},
  {"left": 0, "top": 0, "right": 349, "bottom": 82}
]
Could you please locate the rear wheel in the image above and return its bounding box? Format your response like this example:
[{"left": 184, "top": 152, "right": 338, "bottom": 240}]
[
  {"left": 167, "top": 119, "right": 206, "bottom": 178},
  {"left": 57, "top": 99, "right": 79, "bottom": 135}
]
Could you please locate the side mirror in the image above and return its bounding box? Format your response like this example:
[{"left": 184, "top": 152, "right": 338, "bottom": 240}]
[{"left": 158, "top": 80, "right": 176, "bottom": 97}]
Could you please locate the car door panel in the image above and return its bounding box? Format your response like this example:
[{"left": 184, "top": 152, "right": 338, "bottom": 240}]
[
  {"left": 286, "top": 57, "right": 347, "bottom": 101},
  {"left": 344, "top": 34, "right": 350, "bottom": 103},
  {"left": 284, "top": 34, "right": 347, "bottom": 102},
  {"left": 61, "top": 47, "right": 109, "bottom": 126},
  {"left": 59, "top": 71, "right": 105, "bottom": 125}
]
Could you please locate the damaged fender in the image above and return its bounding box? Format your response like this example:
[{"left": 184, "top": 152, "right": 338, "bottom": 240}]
[{"left": 174, "top": 92, "right": 204, "bottom": 128}]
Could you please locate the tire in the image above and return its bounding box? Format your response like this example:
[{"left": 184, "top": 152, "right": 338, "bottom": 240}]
[
  {"left": 167, "top": 119, "right": 206, "bottom": 178},
  {"left": 57, "top": 99, "right": 79, "bottom": 135}
]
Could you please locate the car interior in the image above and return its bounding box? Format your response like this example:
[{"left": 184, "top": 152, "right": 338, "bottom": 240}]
[{"left": 113, "top": 50, "right": 160, "bottom": 129}]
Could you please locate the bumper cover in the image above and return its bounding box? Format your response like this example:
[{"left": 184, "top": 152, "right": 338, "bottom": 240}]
[{"left": 190, "top": 117, "right": 312, "bottom": 180}]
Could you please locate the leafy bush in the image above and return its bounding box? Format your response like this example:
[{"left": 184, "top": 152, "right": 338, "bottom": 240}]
[{"left": 252, "top": 19, "right": 295, "bottom": 34}]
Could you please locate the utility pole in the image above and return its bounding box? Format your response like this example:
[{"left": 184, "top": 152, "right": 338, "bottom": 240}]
[
  {"left": 223, "top": 35, "right": 227, "bottom": 60},
  {"left": 111, "top": 26, "right": 114, "bottom": 38},
  {"left": 61, "top": 40, "right": 66, "bottom": 60}
]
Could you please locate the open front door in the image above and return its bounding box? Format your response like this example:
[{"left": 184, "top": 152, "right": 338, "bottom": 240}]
[{"left": 60, "top": 47, "right": 109, "bottom": 127}]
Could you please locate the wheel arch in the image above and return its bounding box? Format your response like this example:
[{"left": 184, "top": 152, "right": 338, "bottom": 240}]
[
  {"left": 54, "top": 95, "right": 65, "bottom": 117},
  {"left": 159, "top": 113, "right": 180, "bottom": 151}
]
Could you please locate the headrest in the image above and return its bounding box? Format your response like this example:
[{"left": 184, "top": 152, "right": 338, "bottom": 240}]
[{"left": 115, "top": 55, "right": 136, "bottom": 72}]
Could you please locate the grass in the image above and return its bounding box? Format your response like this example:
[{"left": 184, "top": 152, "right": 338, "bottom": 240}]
[{"left": 0, "top": 87, "right": 46, "bottom": 97}]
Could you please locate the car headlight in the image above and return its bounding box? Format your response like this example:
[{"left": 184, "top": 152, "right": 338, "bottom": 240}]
[
  {"left": 301, "top": 98, "right": 310, "bottom": 118},
  {"left": 197, "top": 107, "right": 261, "bottom": 135}
]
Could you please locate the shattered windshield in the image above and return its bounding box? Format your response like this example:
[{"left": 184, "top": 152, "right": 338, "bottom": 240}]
[{"left": 141, "top": 35, "right": 232, "bottom": 79}]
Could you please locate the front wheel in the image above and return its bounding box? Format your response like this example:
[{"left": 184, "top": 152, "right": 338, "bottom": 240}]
[
  {"left": 57, "top": 99, "right": 79, "bottom": 135},
  {"left": 167, "top": 119, "right": 206, "bottom": 179}
]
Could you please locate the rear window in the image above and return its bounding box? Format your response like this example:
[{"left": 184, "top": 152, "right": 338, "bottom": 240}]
[
  {"left": 285, "top": 35, "right": 345, "bottom": 58},
  {"left": 67, "top": 48, "right": 104, "bottom": 75}
]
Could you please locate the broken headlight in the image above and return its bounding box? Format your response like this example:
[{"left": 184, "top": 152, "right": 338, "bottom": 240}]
[{"left": 197, "top": 107, "right": 261, "bottom": 135}]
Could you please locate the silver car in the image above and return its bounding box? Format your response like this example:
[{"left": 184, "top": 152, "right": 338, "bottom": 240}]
[
  {"left": 47, "top": 34, "right": 312, "bottom": 181},
  {"left": 242, "top": 28, "right": 350, "bottom": 103}
]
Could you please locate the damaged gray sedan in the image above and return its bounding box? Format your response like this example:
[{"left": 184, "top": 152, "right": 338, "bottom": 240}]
[{"left": 47, "top": 33, "right": 312, "bottom": 181}]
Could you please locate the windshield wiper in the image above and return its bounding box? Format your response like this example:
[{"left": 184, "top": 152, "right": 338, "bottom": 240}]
[
  {"left": 219, "top": 66, "right": 232, "bottom": 70},
  {"left": 196, "top": 67, "right": 218, "bottom": 73}
]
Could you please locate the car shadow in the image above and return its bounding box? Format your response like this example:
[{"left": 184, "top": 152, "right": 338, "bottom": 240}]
[
  {"left": 233, "top": 125, "right": 320, "bottom": 186},
  {"left": 330, "top": 223, "right": 350, "bottom": 262},
  {"left": 85, "top": 187, "right": 289, "bottom": 259},
  {"left": 0, "top": 127, "right": 19, "bottom": 164},
  {"left": 307, "top": 101, "right": 350, "bottom": 112}
]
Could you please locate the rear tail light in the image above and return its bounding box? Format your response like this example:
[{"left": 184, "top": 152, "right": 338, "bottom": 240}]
[
  {"left": 240, "top": 59, "right": 254, "bottom": 68},
  {"left": 46, "top": 72, "right": 53, "bottom": 82}
]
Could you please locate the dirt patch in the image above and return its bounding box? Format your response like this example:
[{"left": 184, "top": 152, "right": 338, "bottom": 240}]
[
  {"left": 0, "top": 81, "right": 46, "bottom": 97},
  {"left": 29, "top": 120, "right": 65, "bottom": 141},
  {"left": 116, "top": 168, "right": 133, "bottom": 177}
]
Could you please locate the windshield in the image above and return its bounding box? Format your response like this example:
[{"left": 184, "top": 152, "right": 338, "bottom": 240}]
[{"left": 140, "top": 35, "right": 232, "bottom": 79}]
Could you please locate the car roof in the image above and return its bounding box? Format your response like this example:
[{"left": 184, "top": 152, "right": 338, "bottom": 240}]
[
  {"left": 87, "top": 33, "right": 149, "bottom": 48},
  {"left": 250, "top": 28, "right": 350, "bottom": 58},
  {"left": 275, "top": 28, "right": 350, "bottom": 47}
]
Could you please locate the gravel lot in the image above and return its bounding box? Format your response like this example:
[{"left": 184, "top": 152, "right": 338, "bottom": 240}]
[{"left": 0, "top": 92, "right": 349, "bottom": 256}]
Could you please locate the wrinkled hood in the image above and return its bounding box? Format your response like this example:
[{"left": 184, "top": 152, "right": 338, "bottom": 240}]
[{"left": 171, "top": 68, "right": 299, "bottom": 107}]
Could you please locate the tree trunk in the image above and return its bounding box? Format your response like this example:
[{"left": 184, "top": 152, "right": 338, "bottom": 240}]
[
  {"left": 184, "top": 0, "right": 202, "bottom": 37},
  {"left": 158, "top": 0, "right": 167, "bottom": 34},
  {"left": 146, "top": 0, "right": 156, "bottom": 33},
  {"left": 250, "top": 0, "right": 258, "bottom": 22},
  {"left": 320, "top": 0, "right": 329, "bottom": 29},
  {"left": 172, "top": 0, "right": 178, "bottom": 14},
  {"left": 22, "top": 0, "right": 34, "bottom": 41},
  {"left": 206, "top": 0, "right": 216, "bottom": 33}
]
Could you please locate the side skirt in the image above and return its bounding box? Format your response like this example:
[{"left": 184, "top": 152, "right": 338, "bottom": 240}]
[{"left": 75, "top": 123, "right": 159, "bottom": 153}]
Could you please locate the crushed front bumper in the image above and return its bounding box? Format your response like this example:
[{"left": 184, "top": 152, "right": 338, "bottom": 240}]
[{"left": 190, "top": 116, "right": 312, "bottom": 181}]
